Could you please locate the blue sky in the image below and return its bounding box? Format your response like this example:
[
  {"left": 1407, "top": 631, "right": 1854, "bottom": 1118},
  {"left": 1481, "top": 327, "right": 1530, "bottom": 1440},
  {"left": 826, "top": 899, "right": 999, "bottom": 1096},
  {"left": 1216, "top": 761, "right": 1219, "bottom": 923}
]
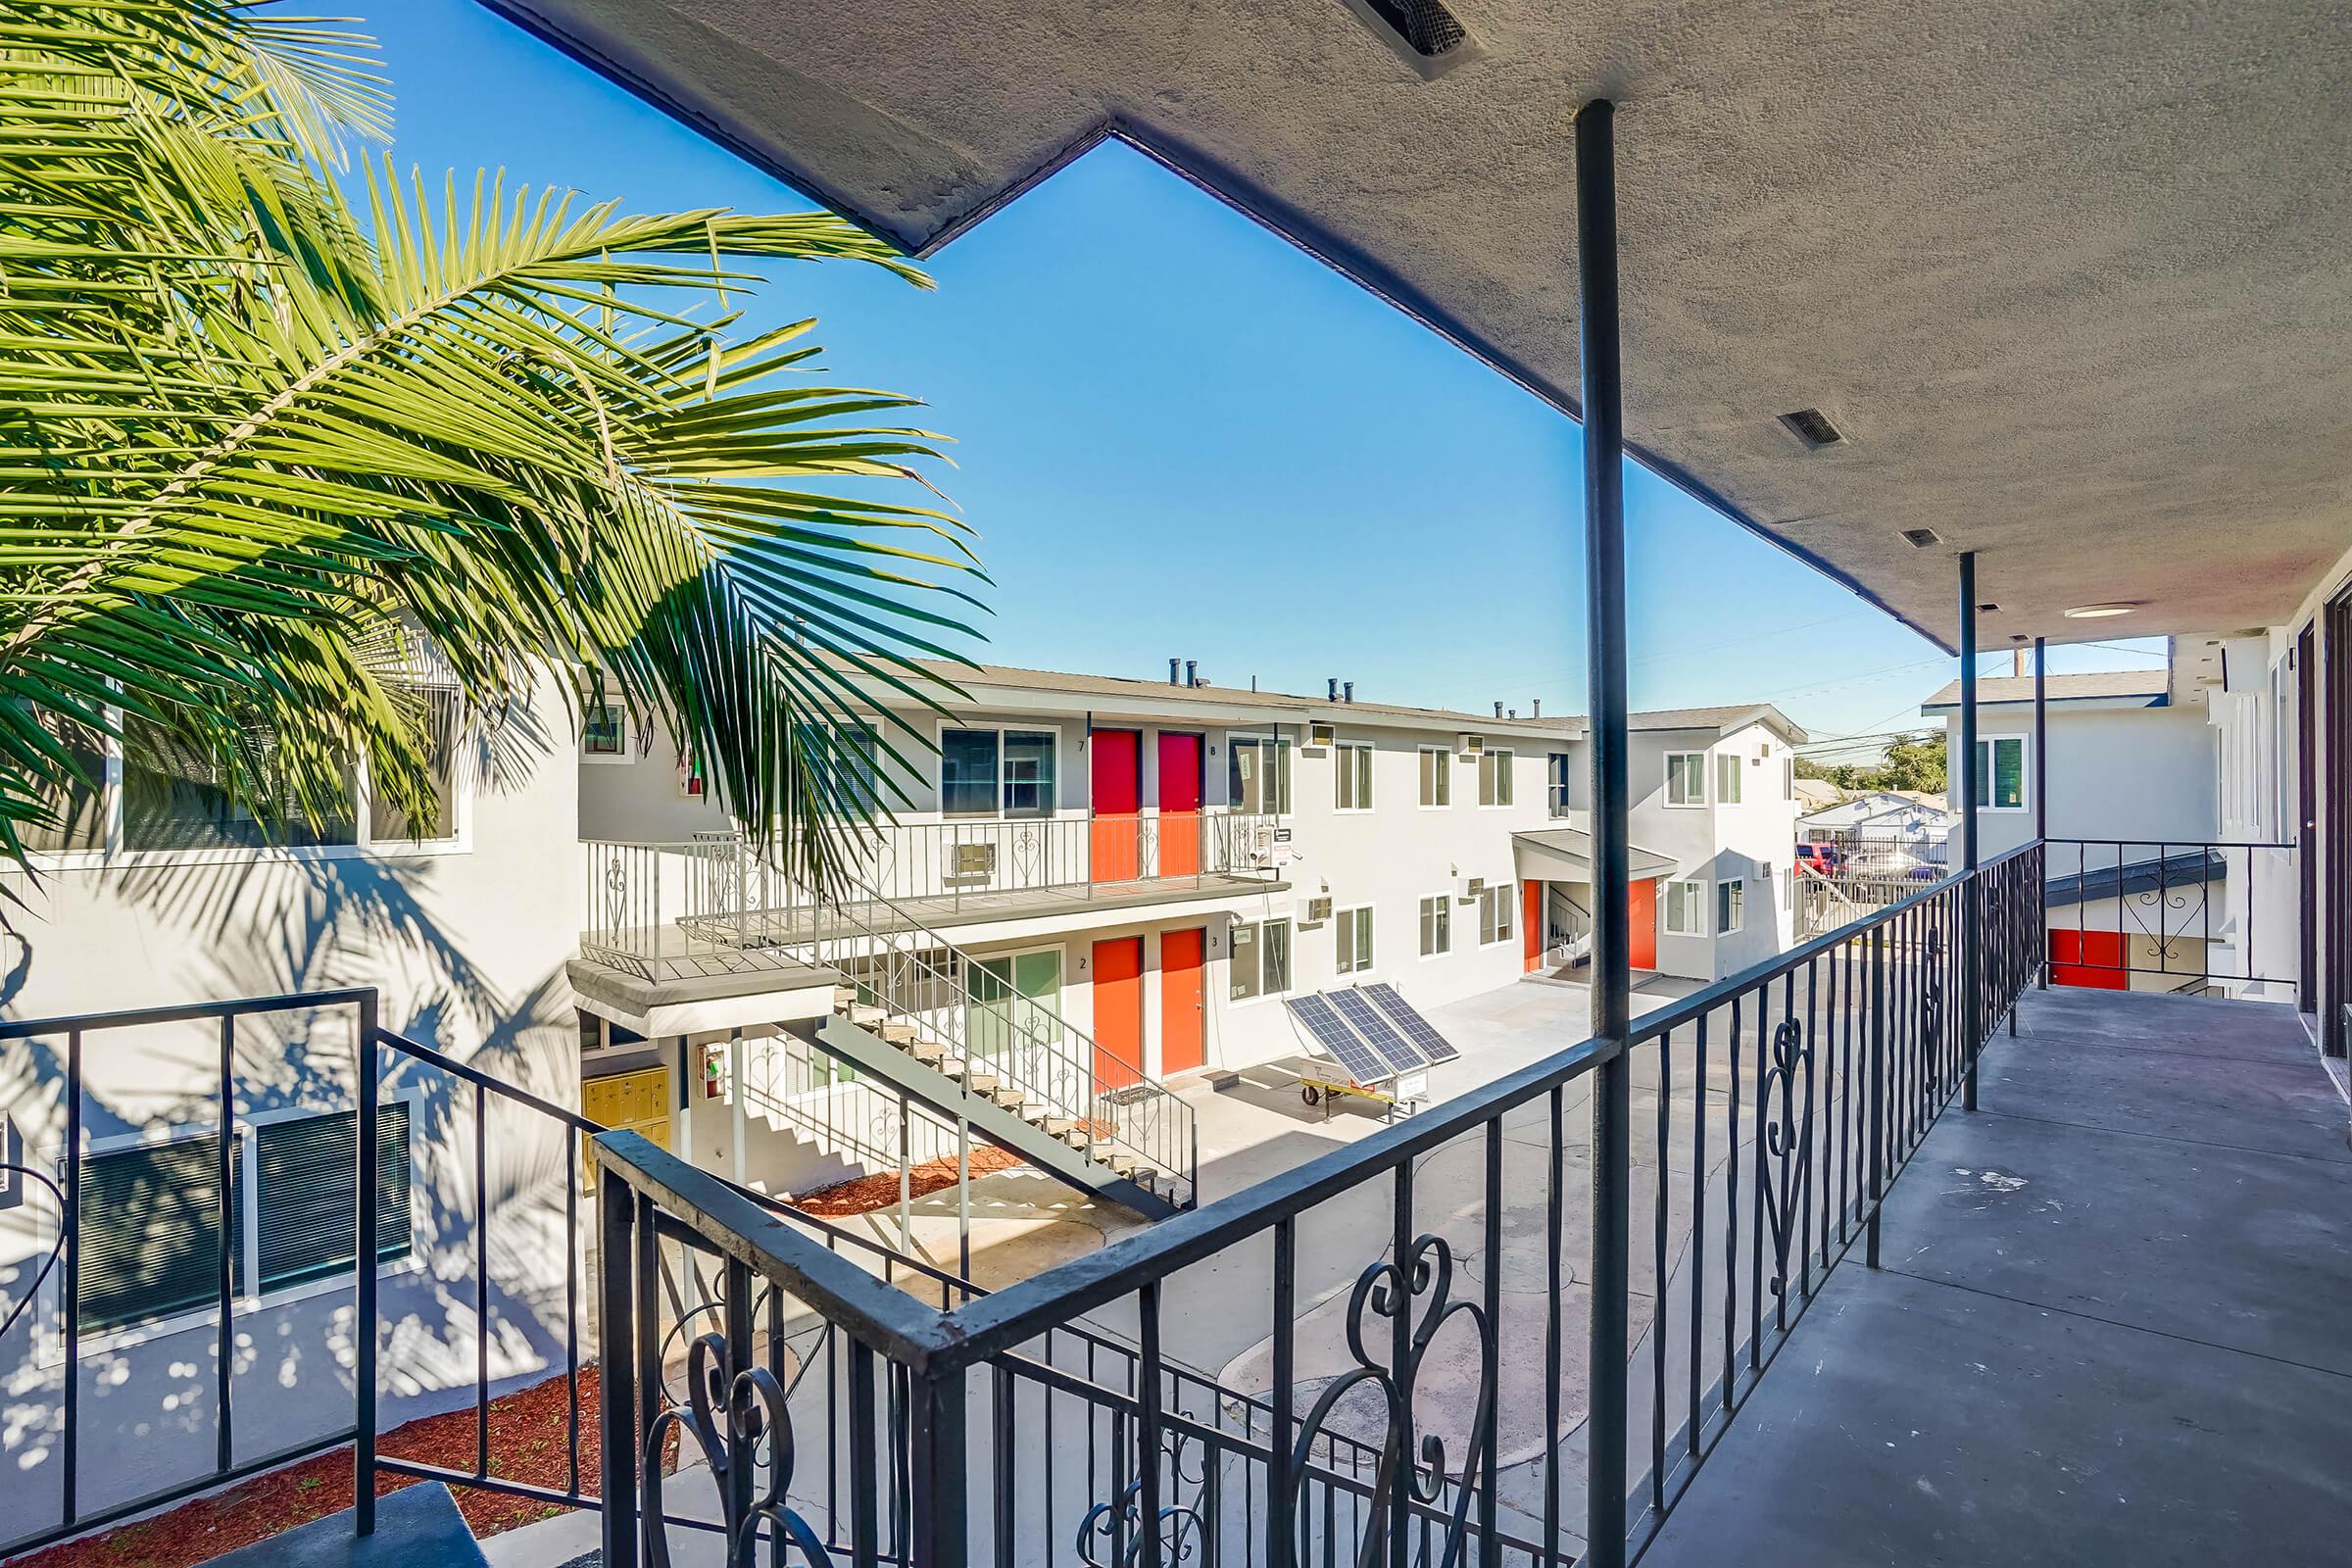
[{"left": 367, "top": 2, "right": 2160, "bottom": 756}]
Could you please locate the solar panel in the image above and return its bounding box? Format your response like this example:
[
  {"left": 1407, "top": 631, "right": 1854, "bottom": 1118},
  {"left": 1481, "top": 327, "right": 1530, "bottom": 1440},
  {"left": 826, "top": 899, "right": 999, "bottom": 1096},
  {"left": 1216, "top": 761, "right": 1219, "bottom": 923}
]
[
  {"left": 1285, "top": 995, "right": 1391, "bottom": 1085},
  {"left": 1328, "top": 988, "right": 1427, "bottom": 1075},
  {"left": 1362, "top": 983, "right": 1461, "bottom": 1064}
]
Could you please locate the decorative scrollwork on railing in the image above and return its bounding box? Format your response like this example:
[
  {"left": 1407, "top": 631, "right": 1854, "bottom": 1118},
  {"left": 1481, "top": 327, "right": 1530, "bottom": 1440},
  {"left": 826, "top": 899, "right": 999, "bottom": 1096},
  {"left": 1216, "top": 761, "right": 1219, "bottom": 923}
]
[
  {"left": 1921, "top": 923, "right": 1946, "bottom": 1049},
  {"left": 1075, "top": 1432, "right": 1207, "bottom": 1567},
  {"left": 1284, "top": 1233, "right": 1494, "bottom": 1568},
  {"left": 602, "top": 853, "right": 628, "bottom": 932},
  {"left": 645, "top": 1332, "right": 834, "bottom": 1568},
  {"left": 1756, "top": 1016, "right": 1814, "bottom": 1302}
]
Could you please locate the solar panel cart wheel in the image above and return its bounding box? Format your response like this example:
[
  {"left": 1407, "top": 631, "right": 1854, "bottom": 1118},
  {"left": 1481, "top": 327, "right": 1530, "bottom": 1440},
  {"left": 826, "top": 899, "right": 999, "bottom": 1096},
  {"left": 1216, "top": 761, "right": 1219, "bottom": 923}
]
[{"left": 1300, "top": 1083, "right": 1323, "bottom": 1107}]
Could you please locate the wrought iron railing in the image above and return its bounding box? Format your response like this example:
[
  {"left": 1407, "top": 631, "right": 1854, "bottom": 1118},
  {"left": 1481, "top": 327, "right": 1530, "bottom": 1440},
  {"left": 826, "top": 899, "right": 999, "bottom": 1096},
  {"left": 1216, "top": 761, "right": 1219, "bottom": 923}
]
[{"left": 2040, "top": 838, "right": 2297, "bottom": 994}]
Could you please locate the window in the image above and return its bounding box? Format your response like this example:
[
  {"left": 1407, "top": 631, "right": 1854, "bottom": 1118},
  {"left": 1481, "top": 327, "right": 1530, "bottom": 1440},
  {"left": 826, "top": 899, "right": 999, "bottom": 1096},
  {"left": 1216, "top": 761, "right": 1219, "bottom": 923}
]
[
  {"left": 1664, "top": 752, "right": 1706, "bottom": 808},
  {"left": 1717, "top": 878, "right": 1745, "bottom": 935},
  {"left": 18, "top": 713, "right": 106, "bottom": 853},
  {"left": 1335, "top": 742, "right": 1373, "bottom": 810},
  {"left": 1419, "top": 746, "right": 1450, "bottom": 808},
  {"left": 1972, "top": 736, "right": 2027, "bottom": 811},
  {"left": 122, "top": 715, "right": 356, "bottom": 851},
  {"left": 583, "top": 704, "right": 627, "bottom": 757},
  {"left": 368, "top": 689, "right": 462, "bottom": 843},
  {"left": 1478, "top": 882, "right": 1515, "bottom": 945},
  {"left": 1229, "top": 737, "right": 1292, "bottom": 815},
  {"left": 1547, "top": 753, "right": 1574, "bottom": 817},
  {"left": 1664, "top": 879, "right": 1705, "bottom": 936},
  {"left": 1230, "top": 916, "right": 1292, "bottom": 1001},
  {"left": 1419, "top": 895, "right": 1451, "bottom": 956},
  {"left": 942, "top": 726, "right": 1055, "bottom": 818},
  {"left": 1715, "top": 753, "right": 1743, "bottom": 806},
  {"left": 78, "top": 1106, "right": 412, "bottom": 1333},
  {"left": 968, "top": 949, "right": 1063, "bottom": 1059},
  {"left": 1336, "top": 906, "right": 1374, "bottom": 974},
  {"left": 1479, "top": 749, "right": 1515, "bottom": 807}
]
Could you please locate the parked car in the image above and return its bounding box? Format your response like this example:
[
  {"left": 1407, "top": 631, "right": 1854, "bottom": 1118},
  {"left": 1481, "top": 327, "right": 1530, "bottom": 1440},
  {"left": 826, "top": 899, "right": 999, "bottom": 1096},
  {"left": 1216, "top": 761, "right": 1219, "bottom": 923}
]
[{"left": 1794, "top": 843, "right": 1843, "bottom": 877}]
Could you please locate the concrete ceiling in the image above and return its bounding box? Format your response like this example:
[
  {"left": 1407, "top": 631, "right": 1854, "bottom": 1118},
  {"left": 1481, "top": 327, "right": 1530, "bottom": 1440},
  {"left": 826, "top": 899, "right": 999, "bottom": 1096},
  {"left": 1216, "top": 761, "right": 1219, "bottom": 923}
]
[{"left": 483, "top": 0, "right": 2352, "bottom": 652}]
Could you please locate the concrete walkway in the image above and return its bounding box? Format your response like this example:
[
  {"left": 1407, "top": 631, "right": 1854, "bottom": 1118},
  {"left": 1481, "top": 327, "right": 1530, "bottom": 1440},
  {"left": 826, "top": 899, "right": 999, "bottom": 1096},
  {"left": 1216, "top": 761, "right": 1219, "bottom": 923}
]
[{"left": 1642, "top": 986, "right": 2352, "bottom": 1567}]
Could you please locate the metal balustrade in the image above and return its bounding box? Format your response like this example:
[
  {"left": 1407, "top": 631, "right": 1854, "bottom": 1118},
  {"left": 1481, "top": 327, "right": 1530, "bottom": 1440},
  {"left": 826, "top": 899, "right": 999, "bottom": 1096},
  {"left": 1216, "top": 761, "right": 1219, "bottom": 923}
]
[{"left": 2039, "top": 838, "right": 2298, "bottom": 995}]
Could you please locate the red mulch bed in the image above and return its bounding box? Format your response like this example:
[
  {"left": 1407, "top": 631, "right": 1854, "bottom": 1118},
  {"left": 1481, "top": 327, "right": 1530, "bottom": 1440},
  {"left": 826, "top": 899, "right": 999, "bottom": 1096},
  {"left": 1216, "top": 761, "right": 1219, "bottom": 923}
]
[
  {"left": 793, "top": 1143, "right": 1025, "bottom": 1216},
  {"left": 7, "top": 1366, "right": 624, "bottom": 1568}
]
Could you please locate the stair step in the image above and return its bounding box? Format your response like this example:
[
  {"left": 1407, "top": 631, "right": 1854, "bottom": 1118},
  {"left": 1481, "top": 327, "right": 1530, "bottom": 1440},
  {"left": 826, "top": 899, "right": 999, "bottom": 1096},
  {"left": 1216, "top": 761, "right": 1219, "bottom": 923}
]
[
  {"left": 1041, "top": 1116, "right": 1077, "bottom": 1136},
  {"left": 958, "top": 1069, "right": 1001, "bottom": 1094},
  {"left": 847, "top": 1002, "right": 888, "bottom": 1027},
  {"left": 880, "top": 1021, "right": 921, "bottom": 1044},
  {"left": 832, "top": 984, "right": 858, "bottom": 1006},
  {"left": 988, "top": 1087, "right": 1028, "bottom": 1110},
  {"left": 906, "top": 1038, "right": 949, "bottom": 1063}
]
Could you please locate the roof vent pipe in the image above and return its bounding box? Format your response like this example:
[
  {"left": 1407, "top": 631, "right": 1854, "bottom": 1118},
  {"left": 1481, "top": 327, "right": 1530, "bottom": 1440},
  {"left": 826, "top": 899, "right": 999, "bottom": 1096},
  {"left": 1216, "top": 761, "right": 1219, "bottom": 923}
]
[
  {"left": 1169, "top": 658, "right": 1181, "bottom": 685},
  {"left": 1344, "top": 682, "right": 1354, "bottom": 703},
  {"left": 1494, "top": 701, "right": 1504, "bottom": 718},
  {"left": 1532, "top": 699, "right": 1542, "bottom": 717},
  {"left": 1509, "top": 708, "right": 1518, "bottom": 719},
  {"left": 1330, "top": 679, "right": 1341, "bottom": 701},
  {"left": 1186, "top": 660, "right": 1199, "bottom": 687}
]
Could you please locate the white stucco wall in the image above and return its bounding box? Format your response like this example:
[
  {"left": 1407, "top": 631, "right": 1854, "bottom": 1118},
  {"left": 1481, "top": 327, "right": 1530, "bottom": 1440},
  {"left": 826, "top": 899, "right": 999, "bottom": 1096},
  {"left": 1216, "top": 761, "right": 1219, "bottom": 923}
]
[
  {"left": 1940, "top": 702, "right": 2219, "bottom": 860},
  {"left": 0, "top": 671, "right": 584, "bottom": 1522}
]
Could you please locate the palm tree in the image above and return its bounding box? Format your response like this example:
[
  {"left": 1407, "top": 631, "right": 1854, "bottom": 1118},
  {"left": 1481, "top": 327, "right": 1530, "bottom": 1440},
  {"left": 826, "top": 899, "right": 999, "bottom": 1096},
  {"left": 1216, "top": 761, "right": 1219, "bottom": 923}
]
[{"left": 0, "top": 1, "right": 981, "bottom": 886}]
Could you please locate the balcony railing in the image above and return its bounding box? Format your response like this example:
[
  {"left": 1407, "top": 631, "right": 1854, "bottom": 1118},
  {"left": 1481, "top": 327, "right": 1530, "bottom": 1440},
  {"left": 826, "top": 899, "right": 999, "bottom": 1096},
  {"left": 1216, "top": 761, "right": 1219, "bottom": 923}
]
[
  {"left": 7, "top": 846, "right": 2045, "bottom": 1568},
  {"left": 2040, "top": 837, "right": 2298, "bottom": 995},
  {"left": 581, "top": 811, "right": 1283, "bottom": 981}
]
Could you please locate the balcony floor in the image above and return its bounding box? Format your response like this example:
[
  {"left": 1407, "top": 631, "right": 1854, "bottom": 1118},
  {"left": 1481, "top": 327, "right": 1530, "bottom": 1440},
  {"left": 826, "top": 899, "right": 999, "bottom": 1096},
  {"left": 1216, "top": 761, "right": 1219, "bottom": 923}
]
[{"left": 1643, "top": 985, "right": 2352, "bottom": 1568}]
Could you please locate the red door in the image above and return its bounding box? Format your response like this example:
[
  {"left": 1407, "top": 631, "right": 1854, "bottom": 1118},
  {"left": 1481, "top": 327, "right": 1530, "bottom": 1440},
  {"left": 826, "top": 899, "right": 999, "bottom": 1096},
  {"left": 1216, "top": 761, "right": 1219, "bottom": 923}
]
[
  {"left": 1523, "top": 880, "right": 1544, "bottom": 973},
  {"left": 1092, "top": 936, "right": 1145, "bottom": 1090},
  {"left": 1090, "top": 729, "right": 1142, "bottom": 882},
  {"left": 2050, "top": 928, "right": 2128, "bottom": 990},
  {"left": 1157, "top": 733, "right": 1204, "bottom": 878},
  {"left": 1628, "top": 879, "right": 1658, "bottom": 971},
  {"left": 1161, "top": 928, "right": 1205, "bottom": 1073}
]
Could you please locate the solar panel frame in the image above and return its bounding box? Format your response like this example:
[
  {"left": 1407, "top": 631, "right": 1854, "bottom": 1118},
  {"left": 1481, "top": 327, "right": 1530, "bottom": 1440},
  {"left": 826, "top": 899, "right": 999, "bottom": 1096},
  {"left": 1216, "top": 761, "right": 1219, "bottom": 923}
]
[
  {"left": 1328, "top": 988, "right": 1428, "bottom": 1074},
  {"left": 1362, "top": 982, "right": 1461, "bottom": 1063},
  {"left": 1285, "top": 995, "right": 1391, "bottom": 1085}
]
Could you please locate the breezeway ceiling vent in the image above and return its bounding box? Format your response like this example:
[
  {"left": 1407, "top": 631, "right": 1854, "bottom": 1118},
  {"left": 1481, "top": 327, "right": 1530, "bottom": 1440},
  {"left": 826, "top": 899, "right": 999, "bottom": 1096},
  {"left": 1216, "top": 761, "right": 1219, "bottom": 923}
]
[
  {"left": 1779, "top": 408, "right": 1846, "bottom": 450},
  {"left": 1900, "top": 527, "right": 1941, "bottom": 549},
  {"left": 1341, "top": 0, "right": 1478, "bottom": 74}
]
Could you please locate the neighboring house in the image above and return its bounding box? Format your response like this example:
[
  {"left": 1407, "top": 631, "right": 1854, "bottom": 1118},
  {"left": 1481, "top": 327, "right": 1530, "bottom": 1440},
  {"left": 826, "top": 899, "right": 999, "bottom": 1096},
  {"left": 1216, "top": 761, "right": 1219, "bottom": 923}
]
[
  {"left": 1791, "top": 777, "right": 1844, "bottom": 811},
  {"left": 1799, "top": 789, "right": 1957, "bottom": 864}
]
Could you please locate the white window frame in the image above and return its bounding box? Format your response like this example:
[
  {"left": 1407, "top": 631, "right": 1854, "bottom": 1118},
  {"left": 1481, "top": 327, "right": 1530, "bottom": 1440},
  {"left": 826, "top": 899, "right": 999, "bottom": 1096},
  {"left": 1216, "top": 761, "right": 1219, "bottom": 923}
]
[
  {"left": 1664, "top": 878, "right": 1706, "bottom": 936},
  {"left": 1972, "top": 734, "right": 2031, "bottom": 813},
  {"left": 1418, "top": 746, "right": 1451, "bottom": 809},
  {"left": 1335, "top": 904, "right": 1375, "bottom": 975},
  {"left": 938, "top": 720, "right": 1060, "bottom": 821},
  {"left": 1479, "top": 748, "right": 1516, "bottom": 808},
  {"left": 1226, "top": 734, "right": 1294, "bottom": 816},
  {"left": 1417, "top": 893, "right": 1452, "bottom": 958},
  {"left": 1664, "top": 752, "right": 1708, "bottom": 808},
  {"left": 581, "top": 702, "right": 635, "bottom": 765},
  {"left": 1715, "top": 752, "right": 1743, "bottom": 806},
  {"left": 1228, "top": 915, "right": 1294, "bottom": 1005},
  {"left": 1333, "top": 740, "right": 1374, "bottom": 812},
  {"left": 1477, "top": 881, "right": 1516, "bottom": 946},
  {"left": 1717, "top": 877, "right": 1745, "bottom": 935},
  {"left": 47, "top": 1097, "right": 424, "bottom": 1357}
]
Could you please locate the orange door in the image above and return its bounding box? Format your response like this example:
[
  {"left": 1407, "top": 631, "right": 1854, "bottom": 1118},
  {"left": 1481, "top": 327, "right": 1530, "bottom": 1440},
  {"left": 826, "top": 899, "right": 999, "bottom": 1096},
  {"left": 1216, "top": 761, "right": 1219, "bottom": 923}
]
[
  {"left": 1092, "top": 936, "right": 1146, "bottom": 1090},
  {"left": 1628, "top": 878, "right": 1658, "bottom": 971},
  {"left": 1157, "top": 733, "right": 1204, "bottom": 878},
  {"left": 1160, "top": 928, "right": 1206, "bottom": 1073},
  {"left": 1522, "top": 880, "right": 1544, "bottom": 972},
  {"left": 1090, "top": 729, "right": 1142, "bottom": 882}
]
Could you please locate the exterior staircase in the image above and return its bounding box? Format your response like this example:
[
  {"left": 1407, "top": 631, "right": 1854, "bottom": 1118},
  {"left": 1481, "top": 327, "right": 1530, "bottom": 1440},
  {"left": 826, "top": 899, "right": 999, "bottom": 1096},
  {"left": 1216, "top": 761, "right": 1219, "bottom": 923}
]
[{"left": 681, "top": 837, "right": 1197, "bottom": 1218}]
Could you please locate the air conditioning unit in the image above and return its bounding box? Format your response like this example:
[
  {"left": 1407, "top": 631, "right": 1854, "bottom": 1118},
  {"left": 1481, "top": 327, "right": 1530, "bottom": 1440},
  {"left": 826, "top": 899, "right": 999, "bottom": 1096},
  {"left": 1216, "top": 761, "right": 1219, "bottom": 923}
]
[
  {"left": 1300, "top": 895, "right": 1333, "bottom": 924},
  {"left": 1308, "top": 722, "right": 1336, "bottom": 749},
  {"left": 1458, "top": 732, "right": 1485, "bottom": 757},
  {"left": 945, "top": 841, "right": 997, "bottom": 879},
  {"left": 1459, "top": 875, "right": 1486, "bottom": 902}
]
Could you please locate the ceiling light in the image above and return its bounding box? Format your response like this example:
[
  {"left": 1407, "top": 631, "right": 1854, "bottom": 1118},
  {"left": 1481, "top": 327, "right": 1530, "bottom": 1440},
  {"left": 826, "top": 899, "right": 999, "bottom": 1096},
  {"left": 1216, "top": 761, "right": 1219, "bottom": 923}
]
[{"left": 2063, "top": 603, "right": 2139, "bottom": 619}]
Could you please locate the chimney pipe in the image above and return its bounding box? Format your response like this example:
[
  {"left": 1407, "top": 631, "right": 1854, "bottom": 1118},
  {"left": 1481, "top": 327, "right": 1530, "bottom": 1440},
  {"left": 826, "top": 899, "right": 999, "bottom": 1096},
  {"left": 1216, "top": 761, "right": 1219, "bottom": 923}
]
[
  {"left": 1533, "top": 699, "right": 1542, "bottom": 717},
  {"left": 1186, "top": 660, "right": 1199, "bottom": 687},
  {"left": 1169, "top": 658, "right": 1181, "bottom": 685},
  {"left": 2011, "top": 648, "right": 2026, "bottom": 677},
  {"left": 1330, "top": 678, "right": 1341, "bottom": 701},
  {"left": 1509, "top": 708, "right": 1519, "bottom": 719},
  {"left": 1344, "top": 681, "right": 1354, "bottom": 704},
  {"left": 1494, "top": 701, "right": 1504, "bottom": 718}
]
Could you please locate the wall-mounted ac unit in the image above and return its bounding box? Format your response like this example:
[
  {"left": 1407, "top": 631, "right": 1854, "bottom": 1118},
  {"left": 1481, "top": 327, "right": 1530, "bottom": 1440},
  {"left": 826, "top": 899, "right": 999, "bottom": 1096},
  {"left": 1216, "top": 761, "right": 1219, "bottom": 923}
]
[
  {"left": 945, "top": 841, "right": 997, "bottom": 879},
  {"left": 1458, "top": 732, "right": 1485, "bottom": 757},
  {"left": 1309, "top": 722, "right": 1336, "bottom": 749},
  {"left": 1459, "top": 875, "right": 1486, "bottom": 902},
  {"left": 1300, "top": 895, "right": 1333, "bottom": 924}
]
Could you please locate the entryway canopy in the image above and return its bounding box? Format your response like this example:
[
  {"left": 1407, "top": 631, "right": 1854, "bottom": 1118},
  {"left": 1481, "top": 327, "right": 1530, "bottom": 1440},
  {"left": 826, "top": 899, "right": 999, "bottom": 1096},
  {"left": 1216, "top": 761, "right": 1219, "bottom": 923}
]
[{"left": 1514, "top": 828, "right": 1676, "bottom": 886}]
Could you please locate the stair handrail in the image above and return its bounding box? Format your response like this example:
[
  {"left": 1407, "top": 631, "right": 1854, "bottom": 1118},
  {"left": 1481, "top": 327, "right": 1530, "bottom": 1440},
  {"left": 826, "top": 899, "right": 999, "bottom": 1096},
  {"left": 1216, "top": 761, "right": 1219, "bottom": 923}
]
[{"left": 796, "top": 870, "right": 1198, "bottom": 1203}]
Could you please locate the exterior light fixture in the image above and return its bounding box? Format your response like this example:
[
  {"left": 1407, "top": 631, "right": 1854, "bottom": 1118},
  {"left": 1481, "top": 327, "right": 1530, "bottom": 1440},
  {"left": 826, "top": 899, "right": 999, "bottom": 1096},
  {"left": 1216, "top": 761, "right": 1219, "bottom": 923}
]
[{"left": 2063, "top": 602, "right": 2139, "bottom": 618}]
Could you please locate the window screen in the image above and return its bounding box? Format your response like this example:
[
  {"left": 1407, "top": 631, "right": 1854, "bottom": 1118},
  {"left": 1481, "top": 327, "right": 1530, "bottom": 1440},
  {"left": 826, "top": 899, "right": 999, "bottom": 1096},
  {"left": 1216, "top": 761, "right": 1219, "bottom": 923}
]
[
  {"left": 1336, "top": 744, "right": 1373, "bottom": 809},
  {"left": 1419, "top": 895, "right": 1450, "bottom": 956},
  {"left": 256, "top": 1105, "right": 414, "bottom": 1294},
  {"left": 1337, "top": 906, "right": 1374, "bottom": 973},
  {"left": 1716, "top": 754, "right": 1742, "bottom": 806},
  {"left": 1480, "top": 750, "right": 1515, "bottom": 806},
  {"left": 941, "top": 728, "right": 1000, "bottom": 816},
  {"left": 1419, "top": 749, "right": 1449, "bottom": 807},
  {"left": 79, "top": 1133, "right": 239, "bottom": 1333}
]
